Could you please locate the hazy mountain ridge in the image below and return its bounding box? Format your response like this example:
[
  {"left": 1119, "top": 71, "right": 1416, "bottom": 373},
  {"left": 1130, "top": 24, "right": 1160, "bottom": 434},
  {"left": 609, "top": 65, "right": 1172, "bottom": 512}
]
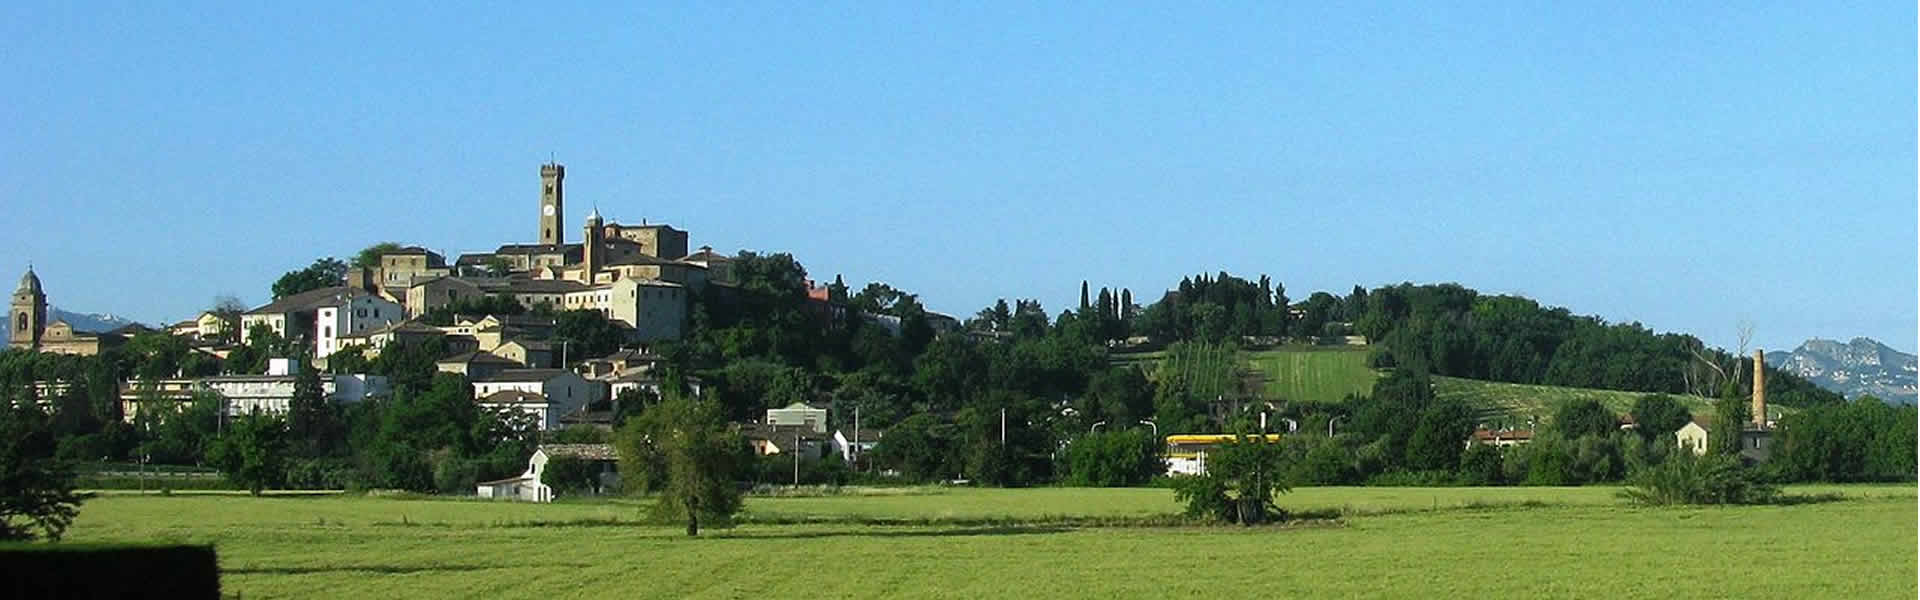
[
  {"left": 0, "top": 307, "right": 144, "bottom": 341},
  {"left": 1766, "top": 338, "right": 1917, "bottom": 405}
]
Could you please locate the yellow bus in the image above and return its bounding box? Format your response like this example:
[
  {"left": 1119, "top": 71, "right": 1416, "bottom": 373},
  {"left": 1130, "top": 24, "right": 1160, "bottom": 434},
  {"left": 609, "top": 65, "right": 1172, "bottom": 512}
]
[{"left": 1165, "top": 433, "right": 1283, "bottom": 476}]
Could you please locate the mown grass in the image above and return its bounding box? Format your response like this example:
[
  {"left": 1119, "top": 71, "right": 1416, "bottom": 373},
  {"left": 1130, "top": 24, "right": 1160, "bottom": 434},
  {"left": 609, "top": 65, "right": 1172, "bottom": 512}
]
[
  {"left": 1244, "top": 346, "right": 1380, "bottom": 404},
  {"left": 60, "top": 485, "right": 1916, "bottom": 598}
]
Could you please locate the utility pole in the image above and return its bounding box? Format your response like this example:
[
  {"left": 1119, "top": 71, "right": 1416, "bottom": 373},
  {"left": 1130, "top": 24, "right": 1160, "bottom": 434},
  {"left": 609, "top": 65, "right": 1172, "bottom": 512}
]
[
  {"left": 852, "top": 404, "right": 861, "bottom": 470},
  {"left": 792, "top": 427, "right": 801, "bottom": 485},
  {"left": 1000, "top": 408, "right": 1006, "bottom": 446}
]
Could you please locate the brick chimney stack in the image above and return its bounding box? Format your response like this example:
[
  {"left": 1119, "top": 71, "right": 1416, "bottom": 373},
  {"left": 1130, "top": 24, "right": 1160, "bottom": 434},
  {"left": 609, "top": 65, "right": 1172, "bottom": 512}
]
[{"left": 1751, "top": 349, "right": 1767, "bottom": 429}]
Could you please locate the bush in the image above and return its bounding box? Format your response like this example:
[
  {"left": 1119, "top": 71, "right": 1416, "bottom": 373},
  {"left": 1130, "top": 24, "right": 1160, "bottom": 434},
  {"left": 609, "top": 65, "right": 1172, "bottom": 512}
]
[
  {"left": 284, "top": 458, "right": 354, "bottom": 490},
  {"left": 1363, "top": 470, "right": 1456, "bottom": 487},
  {"left": 0, "top": 544, "right": 219, "bottom": 598},
  {"left": 1289, "top": 438, "right": 1354, "bottom": 486},
  {"left": 1456, "top": 444, "right": 1504, "bottom": 486},
  {"left": 542, "top": 456, "right": 601, "bottom": 495},
  {"left": 1619, "top": 452, "right": 1779, "bottom": 506},
  {"left": 1064, "top": 430, "right": 1163, "bottom": 487}
]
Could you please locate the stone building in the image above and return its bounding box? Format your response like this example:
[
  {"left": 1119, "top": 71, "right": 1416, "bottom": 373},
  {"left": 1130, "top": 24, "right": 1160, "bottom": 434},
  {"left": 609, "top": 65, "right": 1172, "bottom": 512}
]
[{"left": 9, "top": 267, "right": 124, "bottom": 356}]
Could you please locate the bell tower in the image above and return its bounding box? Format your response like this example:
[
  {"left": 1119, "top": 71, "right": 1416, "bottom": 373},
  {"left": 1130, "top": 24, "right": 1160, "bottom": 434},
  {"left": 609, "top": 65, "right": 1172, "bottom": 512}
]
[
  {"left": 11, "top": 267, "right": 47, "bottom": 349},
  {"left": 539, "top": 162, "right": 565, "bottom": 246}
]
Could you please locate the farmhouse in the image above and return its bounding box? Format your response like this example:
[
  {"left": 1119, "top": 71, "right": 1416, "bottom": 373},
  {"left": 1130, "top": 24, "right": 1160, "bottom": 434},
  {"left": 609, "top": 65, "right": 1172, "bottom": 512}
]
[{"left": 476, "top": 444, "right": 618, "bottom": 502}]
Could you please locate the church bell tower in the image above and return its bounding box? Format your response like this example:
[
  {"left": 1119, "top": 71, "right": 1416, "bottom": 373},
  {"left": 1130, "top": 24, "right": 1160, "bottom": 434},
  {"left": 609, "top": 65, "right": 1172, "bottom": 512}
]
[
  {"left": 539, "top": 162, "right": 565, "bottom": 246},
  {"left": 11, "top": 267, "right": 47, "bottom": 349}
]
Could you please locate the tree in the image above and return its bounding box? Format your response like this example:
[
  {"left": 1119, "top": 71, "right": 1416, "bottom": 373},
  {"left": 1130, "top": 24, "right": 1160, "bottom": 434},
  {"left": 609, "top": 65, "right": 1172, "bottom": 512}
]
[
  {"left": 0, "top": 401, "right": 84, "bottom": 541},
  {"left": 352, "top": 242, "right": 405, "bottom": 270},
  {"left": 271, "top": 257, "right": 348, "bottom": 300},
  {"left": 207, "top": 411, "right": 289, "bottom": 496},
  {"left": 555, "top": 309, "right": 629, "bottom": 363},
  {"left": 286, "top": 363, "right": 343, "bottom": 458},
  {"left": 1629, "top": 394, "right": 1692, "bottom": 441},
  {"left": 1707, "top": 381, "right": 1750, "bottom": 458},
  {"left": 621, "top": 393, "right": 745, "bottom": 536},
  {"left": 1553, "top": 399, "right": 1619, "bottom": 439},
  {"left": 1171, "top": 431, "right": 1290, "bottom": 524}
]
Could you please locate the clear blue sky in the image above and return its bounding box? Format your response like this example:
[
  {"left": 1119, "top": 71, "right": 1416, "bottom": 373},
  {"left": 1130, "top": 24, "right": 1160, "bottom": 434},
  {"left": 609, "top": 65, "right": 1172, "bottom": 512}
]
[{"left": 3, "top": 3, "right": 1913, "bottom": 354}]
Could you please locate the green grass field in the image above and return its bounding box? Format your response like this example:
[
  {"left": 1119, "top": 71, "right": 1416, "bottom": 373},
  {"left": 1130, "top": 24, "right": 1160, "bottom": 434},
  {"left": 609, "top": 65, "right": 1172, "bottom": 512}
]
[
  {"left": 61, "top": 486, "right": 1917, "bottom": 598},
  {"left": 1245, "top": 346, "right": 1380, "bottom": 404}
]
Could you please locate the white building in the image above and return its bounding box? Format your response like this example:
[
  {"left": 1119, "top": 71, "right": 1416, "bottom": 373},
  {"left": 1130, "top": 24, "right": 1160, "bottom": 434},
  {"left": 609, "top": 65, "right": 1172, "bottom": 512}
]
[
  {"left": 833, "top": 428, "right": 882, "bottom": 462},
  {"left": 314, "top": 294, "right": 405, "bottom": 358},
  {"left": 476, "top": 444, "right": 618, "bottom": 502},
  {"left": 471, "top": 369, "right": 605, "bottom": 430},
  {"left": 196, "top": 360, "right": 388, "bottom": 416},
  {"left": 766, "top": 402, "right": 828, "bottom": 434}
]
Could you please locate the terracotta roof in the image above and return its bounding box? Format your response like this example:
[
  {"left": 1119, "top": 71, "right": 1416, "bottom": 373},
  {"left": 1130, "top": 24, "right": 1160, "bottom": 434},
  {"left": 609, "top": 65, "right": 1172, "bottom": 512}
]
[
  {"left": 1471, "top": 428, "right": 1534, "bottom": 441},
  {"left": 503, "top": 279, "right": 589, "bottom": 294},
  {"left": 494, "top": 243, "right": 582, "bottom": 255}
]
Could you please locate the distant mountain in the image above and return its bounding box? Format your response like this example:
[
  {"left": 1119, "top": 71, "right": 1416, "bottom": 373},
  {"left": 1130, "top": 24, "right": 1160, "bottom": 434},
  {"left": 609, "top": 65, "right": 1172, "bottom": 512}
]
[
  {"left": 0, "top": 307, "right": 144, "bottom": 341},
  {"left": 1766, "top": 338, "right": 1917, "bottom": 406}
]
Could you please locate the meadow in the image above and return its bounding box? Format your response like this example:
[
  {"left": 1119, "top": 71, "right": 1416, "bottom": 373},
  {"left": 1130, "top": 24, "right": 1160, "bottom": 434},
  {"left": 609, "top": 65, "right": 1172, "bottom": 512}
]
[{"left": 63, "top": 485, "right": 1917, "bottom": 598}]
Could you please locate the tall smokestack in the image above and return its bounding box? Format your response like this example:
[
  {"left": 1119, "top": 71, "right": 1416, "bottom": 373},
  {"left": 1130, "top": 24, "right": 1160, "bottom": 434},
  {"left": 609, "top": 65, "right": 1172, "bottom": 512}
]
[{"left": 1751, "top": 349, "right": 1767, "bottom": 429}]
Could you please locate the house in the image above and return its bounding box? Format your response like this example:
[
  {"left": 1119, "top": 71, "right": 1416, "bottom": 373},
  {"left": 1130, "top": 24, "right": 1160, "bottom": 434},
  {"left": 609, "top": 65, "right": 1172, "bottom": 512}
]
[
  {"left": 577, "top": 348, "right": 665, "bottom": 379},
  {"left": 436, "top": 350, "right": 524, "bottom": 380},
  {"left": 117, "top": 379, "right": 199, "bottom": 422},
  {"left": 742, "top": 423, "right": 831, "bottom": 459},
  {"left": 335, "top": 319, "right": 444, "bottom": 359},
  {"left": 681, "top": 246, "right": 734, "bottom": 284},
  {"left": 608, "top": 372, "right": 703, "bottom": 404},
  {"left": 832, "top": 428, "right": 883, "bottom": 462},
  {"left": 196, "top": 359, "right": 388, "bottom": 416},
  {"left": 471, "top": 369, "right": 605, "bottom": 430},
  {"left": 168, "top": 311, "right": 236, "bottom": 342},
  {"left": 476, "top": 443, "right": 619, "bottom": 502},
  {"left": 766, "top": 402, "right": 828, "bottom": 434},
  {"left": 1675, "top": 417, "right": 1772, "bottom": 463},
  {"left": 1468, "top": 428, "right": 1534, "bottom": 448},
  {"left": 492, "top": 339, "right": 553, "bottom": 368},
  {"left": 240, "top": 286, "right": 403, "bottom": 358}
]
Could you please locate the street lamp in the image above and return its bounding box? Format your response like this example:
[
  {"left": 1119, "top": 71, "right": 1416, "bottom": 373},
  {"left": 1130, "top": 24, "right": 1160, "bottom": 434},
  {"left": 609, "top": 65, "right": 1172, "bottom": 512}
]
[
  {"left": 1138, "top": 420, "right": 1157, "bottom": 438},
  {"left": 1328, "top": 415, "right": 1344, "bottom": 437},
  {"left": 1091, "top": 421, "right": 1106, "bottom": 433}
]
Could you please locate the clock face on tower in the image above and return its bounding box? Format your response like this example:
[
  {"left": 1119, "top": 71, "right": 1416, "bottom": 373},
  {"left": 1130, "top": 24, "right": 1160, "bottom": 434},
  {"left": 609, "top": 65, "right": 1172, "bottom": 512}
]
[{"left": 543, "top": 205, "right": 556, "bottom": 216}]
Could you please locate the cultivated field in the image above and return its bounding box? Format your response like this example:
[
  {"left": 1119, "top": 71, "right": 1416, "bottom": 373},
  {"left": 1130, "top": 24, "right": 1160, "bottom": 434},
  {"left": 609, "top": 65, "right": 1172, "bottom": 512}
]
[
  {"left": 1432, "top": 377, "right": 1732, "bottom": 424},
  {"left": 1244, "top": 346, "right": 1380, "bottom": 404},
  {"left": 63, "top": 486, "right": 1917, "bottom": 598}
]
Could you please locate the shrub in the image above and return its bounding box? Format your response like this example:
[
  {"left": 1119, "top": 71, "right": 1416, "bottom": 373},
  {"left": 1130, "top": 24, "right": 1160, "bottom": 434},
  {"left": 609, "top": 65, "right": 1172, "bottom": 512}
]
[
  {"left": 1170, "top": 432, "right": 1289, "bottom": 524},
  {"left": 1064, "top": 430, "right": 1163, "bottom": 487},
  {"left": 1456, "top": 444, "right": 1504, "bottom": 486},
  {"left": 1619, "top": 452, "right": 1779, "bottom": 506}
]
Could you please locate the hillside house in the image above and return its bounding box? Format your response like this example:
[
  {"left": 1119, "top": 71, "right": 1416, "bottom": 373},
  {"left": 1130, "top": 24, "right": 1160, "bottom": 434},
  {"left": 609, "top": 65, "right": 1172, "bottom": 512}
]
[{"left": 471, "top": 369, "right": 605, "bottom": 430}]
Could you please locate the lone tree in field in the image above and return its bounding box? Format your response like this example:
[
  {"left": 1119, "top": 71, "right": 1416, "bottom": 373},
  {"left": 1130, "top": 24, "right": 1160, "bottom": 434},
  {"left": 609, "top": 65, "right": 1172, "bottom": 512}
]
[
  {"left": 1172, "top": 430, "right": 1290, "bottom": 524},
  {"left": 208, "top": 411, "right": 289, "bottom": 496},
  {"left": 620, "top": 392, "right": 745, "bottom": 536}
]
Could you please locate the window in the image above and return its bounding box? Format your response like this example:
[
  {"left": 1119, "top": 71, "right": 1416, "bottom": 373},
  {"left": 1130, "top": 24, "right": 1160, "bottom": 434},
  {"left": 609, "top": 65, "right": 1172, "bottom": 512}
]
[
  {"left": 13, "top": 312, "right": 23, "bottom": 332},
  {"left": 374, "top": 308, "right": 381, "bottom": 318},
  {"left": 356, "top": 309, "right": 367, "bottom": 318},
  {"left": 324, "top": 326, "right": 332, "bottom": 337}
]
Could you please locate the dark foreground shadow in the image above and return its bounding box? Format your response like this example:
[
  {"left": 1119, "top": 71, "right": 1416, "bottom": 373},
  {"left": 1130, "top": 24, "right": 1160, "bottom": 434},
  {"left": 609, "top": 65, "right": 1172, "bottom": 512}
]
[{"left": 711, "top": 525, "right": 1073, "bottom": 540}]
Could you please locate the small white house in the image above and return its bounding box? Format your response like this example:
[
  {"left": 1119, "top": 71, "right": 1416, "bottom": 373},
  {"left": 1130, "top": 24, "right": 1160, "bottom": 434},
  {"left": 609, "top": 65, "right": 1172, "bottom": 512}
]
[{"left": 476, "top": 444, "right": 618, "bottom": 502}]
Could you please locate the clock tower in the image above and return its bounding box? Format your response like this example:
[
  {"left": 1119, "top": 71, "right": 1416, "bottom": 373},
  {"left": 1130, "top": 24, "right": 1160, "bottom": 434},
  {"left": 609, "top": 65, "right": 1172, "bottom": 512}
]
[{"left": 539, "top": 162, "right": 565, "bottom": 245}]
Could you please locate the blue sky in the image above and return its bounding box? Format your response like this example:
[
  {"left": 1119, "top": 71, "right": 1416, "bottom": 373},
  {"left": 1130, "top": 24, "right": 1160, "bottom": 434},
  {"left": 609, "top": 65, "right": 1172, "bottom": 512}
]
[{"left": 2, "top": 3, "right": 1913, "bottom": 353}]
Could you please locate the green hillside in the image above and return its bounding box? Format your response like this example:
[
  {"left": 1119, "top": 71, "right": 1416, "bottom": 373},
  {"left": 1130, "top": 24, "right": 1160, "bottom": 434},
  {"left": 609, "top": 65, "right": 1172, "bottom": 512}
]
[{"left": 1245, "top": 346, "right": 1381, "bottom": 404}]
